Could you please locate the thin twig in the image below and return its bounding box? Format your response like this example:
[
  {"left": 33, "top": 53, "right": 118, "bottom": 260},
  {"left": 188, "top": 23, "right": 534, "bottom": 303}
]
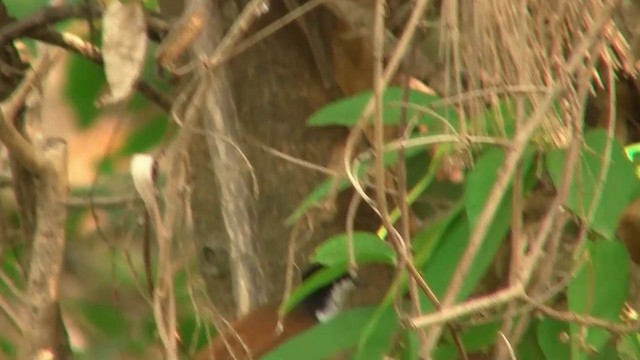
[
  {"left": 495, "top": 99, "right": 527, "bottom": 359},
  {"left": 0, "top": 51, "right": 60, "bottom": 174},
  {"left": 343, "top": 0, "right": 431, "bottom": 208},
  {"left": 524, "top": 295, "right": 640, "bottom": 333},
  {"left": 410, "top": 285, "right": 524, "bottom": 329},
  {"left": 0, "top": 3, "right": 168, "bottom": 46},
  {"left": 65, "top": 194, "right": 141, "bottom": 208},
  {"left": 29, "top": 30, "right": 171, "bottom": 111},
  {"left": 0, "top": 270, "right": 27, "bottom": 302},
  {"left": 346, "top": 192, "right": 361, "bottom": 273},
  {"left": 253, "top": 141, "right": 338, "bottom": 176},
  {"left": 3, "top": 49, "right": 61, "bottom": 121},
  {"left": 418, "top": 4, "right": 619, "bottom": 353},
  {"left": 207, "top": 0, "right": 270, "bottom": 69},
  {"left": 209, "top": 0, "right": 328, "bottom": 70},
  {"left": 0, "top": 295, "right": 23, "bottom": 334}
]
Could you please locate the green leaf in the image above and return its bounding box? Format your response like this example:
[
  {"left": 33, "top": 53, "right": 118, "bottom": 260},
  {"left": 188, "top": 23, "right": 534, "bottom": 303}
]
[
  {"left": 262, "top": 307, "right": 376, "bottom": 360},
  {"left": 465, "top": 147, "right": 535, "bottom": 226},
  {"left": 96, "top": 156, "right": 116, "bottom": 175},
  {"left": 517, "top": 320, "right": 546, "bottom": 360},
  {"left": 538, "top": 318, "right": 571, "bottom": 360},
  {"left": 77, "top": 341, "right": 124, "bottom": 360},
  {"left": 592, "top": 342, "right": 620, "bottom": 360},
  {"left": 0, "top": 336, "right": 15, "bottom": 357},
  {"left": 0, "top": 251, "right": 25, "bottom": 298},
  {"left": 401, "top": 330, "right": 419, "bottom": 360},
  {"left": 117, "top": 115, "right": 168, "bottom": 155},
  {"left": 352, "top": 304, "right": 398, "bottom": 360},
  {"left": 412, "top": 200, "right": 464, "bottom": 268},
  {"left": 418, "top": 215, "right": 467, "bottom": 308},
  {"left": 619, "top": 333, "right": 640, "bottom": 360},
  {"left": 479, "top": 98, "right": 519, "bottom": 138},
  {"left": 307, "top": 88, "right": 455, "bottom": 129},
  {"left": 281, "top": 264, "right": 349, "bottom": 314},
  {"left": 287, "top": 139, "right": 427, "bottom": 226},
  {"left": 567, "top": 240, "right": 629, "bottom": 358},
  {"left": 480, "top": 98, "right": 562, "bottom": 139},
  {"left": 178, "top": 316, "right": 210, "bottom": 353},
  {"left": 420, "top": 147, "right": 535, "bottom": 309},
  {"left": 285, "top": 177, "right": 350, "bottom": 225},
  {"left": 66, "top": 54, "right": 107, "bottom": 128},
  {"left": 311, "top": 232, "right": 396, "bottom": 267},
  {"left": 546, "top": 129, "right": 640, "bottom": 239},
  {"left": 5, "top": 0, "right": 50, "bottom": 18},
  {"left": 433, "top": 322, "right": 500, "bottom": 359},
  {"left": 77, "top": 301, "right": 127, "bottom": 337}
]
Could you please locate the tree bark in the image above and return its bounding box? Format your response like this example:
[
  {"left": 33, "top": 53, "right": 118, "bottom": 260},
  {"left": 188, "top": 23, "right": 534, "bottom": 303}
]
[
  {"left": 157, "top": 0, "right": 349, "bottom": 317},
  {"left": 21, "top": 139, "right": 71, "bottom": 360}
]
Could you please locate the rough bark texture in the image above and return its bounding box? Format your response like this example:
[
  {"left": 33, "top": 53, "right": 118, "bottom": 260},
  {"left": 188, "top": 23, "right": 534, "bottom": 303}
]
[
  {"left": 224, "top": 1, "right": 349, "bottom": 303},
  {"left": 157, "top": 0, "right": 353, "bottom": 317},
  {"left": 21, "top": 139, "right": 71, "bottom": 359}
]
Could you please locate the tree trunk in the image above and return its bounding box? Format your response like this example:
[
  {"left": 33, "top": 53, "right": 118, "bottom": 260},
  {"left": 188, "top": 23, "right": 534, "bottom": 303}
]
[{"left": 158, "top": 0, "right": 350, "bottom": 317}]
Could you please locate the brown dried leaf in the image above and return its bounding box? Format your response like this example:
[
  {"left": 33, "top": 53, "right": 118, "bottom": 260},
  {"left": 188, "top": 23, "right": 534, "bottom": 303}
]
[{"left": 100, "top": 0, "right": 147, "bottom": 105}]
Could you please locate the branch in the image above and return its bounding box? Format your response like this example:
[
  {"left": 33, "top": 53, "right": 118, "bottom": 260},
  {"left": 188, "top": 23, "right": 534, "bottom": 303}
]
[
  {"left": 524, "top": 295, "right": 640, "bottom": 334},
  {"left": 191, "top": 0, "right": 268, "bottom": 315},
  {"left": 21, "top": 138, "right": 71, "bottom": 359},
  {"left": 65, "top": 194, "right": 141, "bottom": 208},
  {"left": 0, "top": 108, "right": 45, "bottom": 173},
  {"left": 29, "top": 30, "right": 171, "bottom": 112},
  {"left": 418, "top": 3, "right": 619, "bottom": 354},
  {"left": 0, "top": 51, "right": 59, "bottom": 174},
  {"left": 0, "top": 3, "right": 171, "bottom": 111},
  {"left": 0, "top": 3, "right": 168, "bottom": 46}
]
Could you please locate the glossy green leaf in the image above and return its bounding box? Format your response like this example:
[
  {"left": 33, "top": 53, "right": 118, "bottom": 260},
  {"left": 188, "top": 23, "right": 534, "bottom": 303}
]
[
  {"left": 420, "top": 147, "right": 535, "bottom": 309},
  {"left": 311, "top": 232, "right": 396, "bottom": 267},
  {"left": 412, "top": 200, "right": 464, "bottom": 268},
  {"left": 417, "top": 215, "right": 465, "bottom": 308},
  {"left": 307, "top": 88, "right": 456, "bottom": 129},
  {"left": 262, "top": 307, "right": 376, "bottom": 360},
  {"left": 538, "top": 318, "right": 571, "bottom": 360},
  {"left": 66, "top": 54, "right": 107, "bottom": 128},
  {"left": 567, "top": 240, "right": 629, "bottom": 358},
  {"left": 352, "top": 304, "right": 398, "bottom": 360},
  {"left": 546, "top": 129, "right": 640, "bottom": 239}
]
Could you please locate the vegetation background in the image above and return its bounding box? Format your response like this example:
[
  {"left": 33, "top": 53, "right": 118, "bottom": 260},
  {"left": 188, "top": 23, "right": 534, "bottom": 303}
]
[{"left": 2, "top": 0, "right": 640, "bottom": 359}]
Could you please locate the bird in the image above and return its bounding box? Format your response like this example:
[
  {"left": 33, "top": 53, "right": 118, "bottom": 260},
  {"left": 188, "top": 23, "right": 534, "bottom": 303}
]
[{"left": 195, "top": 264, "right": 356, "bottom": 360}]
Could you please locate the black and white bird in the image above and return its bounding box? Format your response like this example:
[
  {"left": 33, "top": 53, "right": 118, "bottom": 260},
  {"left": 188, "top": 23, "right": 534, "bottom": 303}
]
[{"left": 196, "top": 264, "right": 356, "bottom": 360}]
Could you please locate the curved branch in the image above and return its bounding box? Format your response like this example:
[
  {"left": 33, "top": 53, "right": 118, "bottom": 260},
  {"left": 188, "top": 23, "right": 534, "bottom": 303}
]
[
  {"left": 0, "top": 3, "right": 168, "bottom": 46},
  {"left": 29, "top": 30, "right": 171, "bottom": 111}
]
